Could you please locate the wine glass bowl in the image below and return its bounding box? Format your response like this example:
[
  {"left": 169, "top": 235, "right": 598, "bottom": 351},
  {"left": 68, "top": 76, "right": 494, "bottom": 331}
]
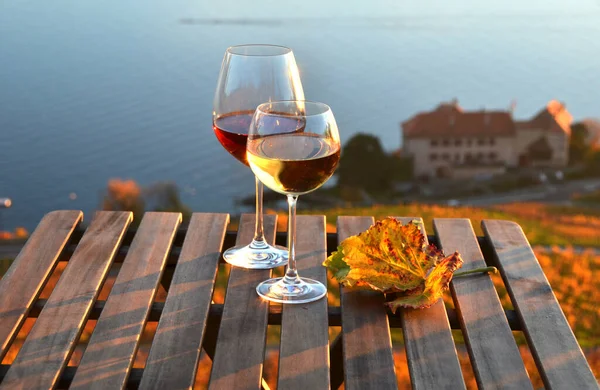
[
  {"left": 213, "top": 45, "right": 305, "bottom": 269},
  {"left": 248, "top": 101, "right": 341, "bottom": 303},
  {"left": 247, "top": 102, "right": 340, "bottom": 196}
]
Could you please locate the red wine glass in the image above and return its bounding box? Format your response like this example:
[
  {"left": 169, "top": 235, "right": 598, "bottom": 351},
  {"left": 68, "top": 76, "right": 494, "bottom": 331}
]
[{"left": 213, "top": 44, "right": 305, "bottom": 269}]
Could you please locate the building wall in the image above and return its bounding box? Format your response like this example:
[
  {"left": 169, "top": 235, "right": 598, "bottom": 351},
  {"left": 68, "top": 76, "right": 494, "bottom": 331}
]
[
  {"left": 404, "top": 136, "right": 516, "bottom": 178},
  {"left": 404, "top": 138, "right": 434, "bottom": 177},
  {"left": 515, "top": 129, "right": 569, "bottom": 167}
]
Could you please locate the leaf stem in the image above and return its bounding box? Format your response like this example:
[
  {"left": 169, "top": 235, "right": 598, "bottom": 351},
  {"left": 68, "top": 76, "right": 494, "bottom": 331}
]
[{"left": 454, "top": 266, "right": 498, "bottom": 278}]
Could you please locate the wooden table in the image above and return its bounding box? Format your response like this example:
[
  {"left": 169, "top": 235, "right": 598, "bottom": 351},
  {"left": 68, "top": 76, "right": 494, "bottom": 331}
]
[{"left": 0, "top": 210, "right": 597, "bottom": 389}]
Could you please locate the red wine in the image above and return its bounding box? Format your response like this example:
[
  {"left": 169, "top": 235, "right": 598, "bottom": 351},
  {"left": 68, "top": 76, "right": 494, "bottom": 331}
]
[
  {"left": 214, "top": 111, "right": 307, "bottom": 166},
  {"left": 213, "top": 111, "right": 254, "bottom": 166}
]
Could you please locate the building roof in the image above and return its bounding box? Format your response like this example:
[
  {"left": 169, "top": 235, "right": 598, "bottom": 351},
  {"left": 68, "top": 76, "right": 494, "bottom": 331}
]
[
  {"left": 403, "top": 99, "right": 572, "bottom": 140},
  {"left": 515, "top": 100, "right": 572, "bottom": 135},
  {"left": 402, "top": 102, "right": 515, "bottom": 139}
]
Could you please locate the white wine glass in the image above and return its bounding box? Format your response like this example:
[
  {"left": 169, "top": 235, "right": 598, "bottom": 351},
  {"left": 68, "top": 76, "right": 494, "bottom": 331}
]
[
  {"left": 213, "top": 45, "right": 305, "bottom": 269},
  {"left": 247, "top": 101, "right": 341, "bottom": 303}
]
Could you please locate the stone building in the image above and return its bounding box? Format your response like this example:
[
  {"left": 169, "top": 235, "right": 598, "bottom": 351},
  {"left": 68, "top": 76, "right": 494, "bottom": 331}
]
[{"left": 401, "top": 100, "right": 572, "bottom": 179}]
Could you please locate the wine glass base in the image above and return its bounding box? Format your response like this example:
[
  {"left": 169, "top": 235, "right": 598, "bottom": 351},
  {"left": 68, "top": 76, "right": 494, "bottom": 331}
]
[
  {"left": 256, "top": 277, "right": 327, "bottom": 304},
  {"left": 222, "top": 240, "right": 288, "bottom": 269}
]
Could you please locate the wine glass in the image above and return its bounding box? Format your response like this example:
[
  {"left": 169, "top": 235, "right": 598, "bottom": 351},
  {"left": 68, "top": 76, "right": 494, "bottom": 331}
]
[
  {"left": 213, "top": 45, "right": 304, "bottom": 269},
  {"left": 247, "top": 101, "right": 341, "bottom": 303}
]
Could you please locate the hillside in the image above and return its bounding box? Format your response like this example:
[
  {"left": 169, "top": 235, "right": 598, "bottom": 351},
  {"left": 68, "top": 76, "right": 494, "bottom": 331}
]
[{"left": 290, "top": 202, "right": 600, "bottom": 248}]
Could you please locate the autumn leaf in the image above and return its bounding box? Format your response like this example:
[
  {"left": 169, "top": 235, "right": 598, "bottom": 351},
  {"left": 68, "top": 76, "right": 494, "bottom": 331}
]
[
  {"left": 324, "top": 217, "right": 463, "bottom": 310},
  {"left": 386, "top": 252, "right": 463, "bottom": 311}
]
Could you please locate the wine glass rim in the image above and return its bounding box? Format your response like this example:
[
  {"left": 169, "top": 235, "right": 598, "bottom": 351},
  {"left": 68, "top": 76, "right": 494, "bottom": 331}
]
[
  {"left": 256, "top": 100, "right": 331, "bottom": 117},
  {"left": 226, "top": 44, "right": 292, "bottom": 57}
]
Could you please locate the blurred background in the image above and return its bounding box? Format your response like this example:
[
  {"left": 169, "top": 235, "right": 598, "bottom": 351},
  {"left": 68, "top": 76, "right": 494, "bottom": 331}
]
[{"left": 1, "top": 0, "right": 599, "bottom": 231}]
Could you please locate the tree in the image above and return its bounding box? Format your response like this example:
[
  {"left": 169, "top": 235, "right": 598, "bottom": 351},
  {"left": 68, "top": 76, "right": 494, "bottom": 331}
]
[
  {"left": 569, "top": 122, "right": 593, "bottom": 165},
  {"left": 336, "top": 133, "right": 403, "bottom": 194},
  {"left": 389, "top": 153, "right": 414, "bottom": 182},
  {"left": 101, "top": 179, "right": 191, "bottom": 224},
  {"left": 102, "top": 179, "right": 145, "bottom": 223},
  {"left": 145, "top": 181, "right": 192, "bottom": 222},
  {"left": 584, "top": 150, "right": 600, "bottom": 176}
]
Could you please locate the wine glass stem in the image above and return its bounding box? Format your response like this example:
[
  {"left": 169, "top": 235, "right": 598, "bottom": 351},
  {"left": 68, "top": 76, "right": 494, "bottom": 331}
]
[
  {"left": 284, "top": 195, "right": 300, "bottom": 282},
  {"left": 253, "top": 176, "right": 266, "bottom": 244}
]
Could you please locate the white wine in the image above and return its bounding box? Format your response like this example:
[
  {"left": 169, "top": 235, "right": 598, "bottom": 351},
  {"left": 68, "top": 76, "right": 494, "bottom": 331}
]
[{"left": 248, "top": 134, "right": 340, "bottom": 195}]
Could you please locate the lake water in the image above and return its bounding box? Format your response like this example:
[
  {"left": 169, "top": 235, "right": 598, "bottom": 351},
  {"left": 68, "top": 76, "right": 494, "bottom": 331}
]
[{"left": 1, "top": 0, "right": 599, "bottom": 230}]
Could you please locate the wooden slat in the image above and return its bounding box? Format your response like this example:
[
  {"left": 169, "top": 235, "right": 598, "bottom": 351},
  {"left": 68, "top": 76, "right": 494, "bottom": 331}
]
[
  {"left": 70, "top": 212, "right": 181, "bottom": 390},
  {"left": 482, "top": 220, "right": 598, "bottom": 389},
  {"left": 337, "top": 216, "right": 397, "bottom": 390},
  {"left": 278, "top": 215, "right": 329, "bottom": 389},
  {"left": 434, "top": 218, "right": 532, "bottom": 389},
  {"left": 0, "top": 211, "right": 131, "bottom": 390},
  {"left": 138, "top": 213, "right": 229, "bottom": 390},
  {"left": 208, "top": 213, "right": 277, "bottom": 390},
  {"left": 0, "top": 210, "right": 82, "bottom": 361},
  {"left": 396, "top": 217, "right": 465, "bottom": 390}
]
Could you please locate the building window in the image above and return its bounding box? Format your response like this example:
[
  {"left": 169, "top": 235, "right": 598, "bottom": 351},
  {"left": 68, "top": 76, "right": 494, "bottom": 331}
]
[
  {"left": 431, "top": 140, "right": 438, "bottom": 147},
  {"left": 467, "top": 139, "right": 472, "bottom": 147},
  {"left": 430, "top": 153, "right": 438, "bottom": 161},
  {"left": 477, "top": 139, "right": 485, "bottom": 146},
  {"left": 476, "top": 152, "right": 484, "bottom": 160},
  {"left": 489, "top": 138, "right": 496, "bottom": 146},
  {"left": 489, "top": 152, "right": 497, "bottom": 160},
  {"left": 455, "top": 139, "right": 462, "bottom": 146},
  {"left": 442, "top": 139, "right": 450, "bottom": 146},
  {"left": 442, "top": 153, "right": 450, "bottom": 161},
  {"left": 465, "top": 152, "right": 473, "bottom": 162},
  {"left": 454, "top": 153, "right": 460, "bottom": 161}
]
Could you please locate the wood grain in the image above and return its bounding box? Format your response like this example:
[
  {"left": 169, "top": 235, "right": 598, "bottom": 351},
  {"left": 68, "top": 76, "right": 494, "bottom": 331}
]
[
  {"left": 0, "top": 210, "right": 82, "bottom": 361},
  {"left": 278, "top": 215, "right": 329, "bottom": 390},
  {"left": 208, "top": 213, "right": 277, "bottom": 390},
  {"left": 0, "top": 211, "right": 132, "bottom": 390},
  {"left": 482, "top": 220, "right": 598, "bottom": 390},
  {"left": 337, "top": 216, "right": 397, "bottom": 390},
  {"left": 396, "top": 217, "right": 465, "bottom": 390},
  {"left": 70, "top": 212, "right": 181, "bottom": 390},
  {"left": 138, "top": 213, "right": 229, "bottom": 390},
  {"left": 434, "top": 218, "right": 531, "bottom": 389}
]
